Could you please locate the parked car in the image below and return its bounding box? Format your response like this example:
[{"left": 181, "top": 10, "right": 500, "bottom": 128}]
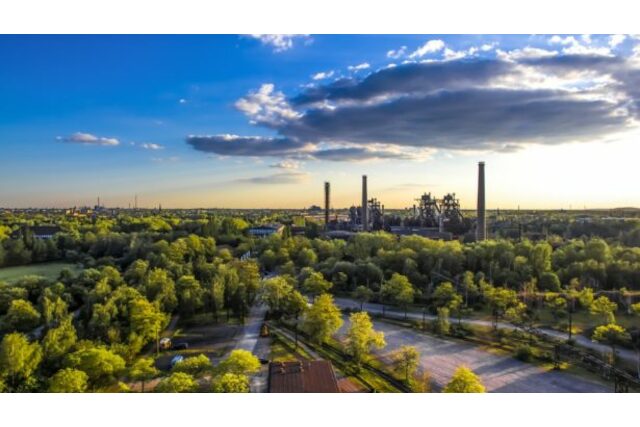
[
  {"left": 172, "top": 342, "right": 189, "bottom": 350},
  {"left": 170, "top": 355, "right": 184, "bottom": 368},
  {"left": 159, "top": 337, "right": 172, "bottom": 350}
]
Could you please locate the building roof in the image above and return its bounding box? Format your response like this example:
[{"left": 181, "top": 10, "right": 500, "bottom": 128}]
[{"left": 268, "top": 360, "right": 340, "bottom": 393}]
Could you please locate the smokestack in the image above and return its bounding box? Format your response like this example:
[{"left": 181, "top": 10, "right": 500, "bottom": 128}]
[
  {"left": 324, "top": 182, "right": 330, "bottom": 228},
  {"left": 362, "top": 175, "right": 368, "bottom": 231},
  {"left": 476, "top": 161, "right": 486, "bottom": 241}
]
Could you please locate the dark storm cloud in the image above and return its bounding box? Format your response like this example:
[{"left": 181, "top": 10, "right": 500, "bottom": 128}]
[
  {"left": 284, "top": 88, "right": 628, "bottom": 150},
  {"left": 186, "top": 134, "right": 305, "bottom": 157},
  {"left": 187, "top": 52, "right": 639, "bottom": 161},
  {"left": 292, "top": 60, "right": 514, "bottom": 105}
]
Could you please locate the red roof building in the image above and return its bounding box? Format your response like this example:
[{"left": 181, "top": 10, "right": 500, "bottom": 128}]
[{"left": 268, "top": 361, "right": 340, "bottom": 393}]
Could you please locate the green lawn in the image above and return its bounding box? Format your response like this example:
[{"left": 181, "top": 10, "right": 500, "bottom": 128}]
[{"left": 0, "top": 262, "right": 81, "bottom": 283}]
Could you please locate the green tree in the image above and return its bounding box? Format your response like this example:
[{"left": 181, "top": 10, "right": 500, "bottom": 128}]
[
  {"left": 380, "top": 273, "right": 415, "bottom": 319},
  {"left": 435, "top": 307, "right": 451, "bottom": 336},
  {"left": 42, "top": 317, "right": 77, "bottom": 365},
  {"left": 176, "top": 275, "right": 204, "bottom": 317},
  {"left": 129, "top": 298, "right": 166, "bottom": 354},
  {"left": 352, "top": 285, "right": 374, "bottom": 311},
  {"left": 156, "top": 372, "right": 198, "bottom": 393},
  {"left": 0, "top": 333, "right": 42, "bottom": 389},
  {"left": 302, "top": 271, "right": 332, "bottom": 301},
  {"left": 41, "top": 295, "right": 69, "bottom": 327},
  {"left": 212, "top": 372, "right": 250, "bottom": 393},
  {"left": 393, "top": 345, "right": 420, "bottom": 383},
  {"left": 217, "top": 349, "right": 261, "bottom": 376},
  {"left": 129, "top": 357, "right": 159, "bottom": 393},
  {"left": 283, "top": 290, "right": 308, "bottom": 348},
  {"left": 261, "top": 276, "right": 293, "bottom": 314},
  {"left": 590, "top": 296, "right": 617, "bottom": 325},
  {"left": 172, "top": 354, "right": 213, "bottom": 377},
  {"left": 302, "top": 294, "right": 343, "bottom": 344},
  {"left": 345, "top": 312, "right": 385, "bottom": 368},
  {"left": 484, "top": 286, "right": 519, "bottom": 329},
  {"left": 49, "top": 368, "right": 89, "bottom": 393},
  {"left": 443, "top": 366, "right": 485, "bottom": 393},
  {"left": 65, "top": 346, "right": 126, "bottom": 388},
  {"left": 144, "top": 268, "right": 177, "bottom": 312},
  {"left": 4, "top": 299, "right": 41, "bottom": 332},
  {"left": 592, "top": 324, "right": 630, "bottom": 367}
]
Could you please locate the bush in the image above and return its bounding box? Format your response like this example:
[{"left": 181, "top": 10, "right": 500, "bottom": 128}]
[{"left": 514, "top": 344, "right": 533, "bottom": 362}]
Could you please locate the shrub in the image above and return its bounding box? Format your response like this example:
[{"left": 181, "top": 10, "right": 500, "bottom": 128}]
[{"left": 514, "top": 344, "right": 533, "bottom": 362}]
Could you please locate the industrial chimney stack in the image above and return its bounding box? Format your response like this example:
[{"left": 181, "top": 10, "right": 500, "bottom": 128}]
[
  {"left": 324, "top": 182, "right": 330, "bottom": 228},
  {"left": 362, "top": 175, "right": 368, "bottom": 231},
  {"left": 476, "top": 161, "right": 487, "bottom": 241}
]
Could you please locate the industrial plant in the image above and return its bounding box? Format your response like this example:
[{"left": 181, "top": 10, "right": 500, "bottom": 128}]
[{"left": 319, "top": 162, "right": 487, "bottom": 241}]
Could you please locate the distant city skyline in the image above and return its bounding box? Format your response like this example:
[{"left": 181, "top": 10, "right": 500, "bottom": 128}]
[{"left": 1, "top": 34, "right": 639, "bottom": 210}]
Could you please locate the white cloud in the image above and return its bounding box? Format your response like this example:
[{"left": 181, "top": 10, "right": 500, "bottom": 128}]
[
  {"left": 497, "top": 47, "right": 558, "bottom": 61},
  {"left": 348, "top": 62, "right": 370, "bottom": 71},
  {"left": 480, "top": 43, "right": 498, "bottom": 51},
  {"left": 57, "top": 132, "right": 119, "bottom": 146},
  {"left": 409, "top": 39, "right": 445, "bottom": 59},
  {"left": 270, "top": 159, "right": 300, "bottom": 169},
  {"left": 387, "top": 46, "right": 407, "bottom": 59},
  {"left": 179, "top": 98, "right": 187, "bottom": 104},
  {"left": 549, "top": 35, "right": 611, "bottom": 56},
  {"left": 312, "top": 70, "right": 334, "bottom": 80},
  {"left": 248, "top": 34, "right": 310, "bottom": 52},
  {"left": 609, "top": 34, "right": 627, "bottom": 48},
  {"left": 234, "top": 83, "right": 301, "bottom": 126},
  {"left": 140, "top": 143, "right": 164, "bottom": 150}
]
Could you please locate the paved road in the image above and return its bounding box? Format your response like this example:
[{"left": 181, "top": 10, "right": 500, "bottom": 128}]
[
  {"left": 336, "top": 315, "right": 611, "bottom": 392},
  {"left": 234, "top": 303, "right": 269, "bottom": 393},
  {"left": 335, "top": 297, "right": 637, "bottom": 366}
]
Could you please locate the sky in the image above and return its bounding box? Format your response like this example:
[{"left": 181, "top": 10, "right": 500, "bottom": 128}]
[{"left": 0, "top": 34, "right": 639, "bottom": 210}]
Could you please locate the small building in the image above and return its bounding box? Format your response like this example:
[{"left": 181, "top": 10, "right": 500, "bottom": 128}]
[
  {"left": 268, "top": 361, "right": 340, "bottom": 393},
  {"left": 11, "top": 225, "right": 62, "bottom": 240},
  {"left": 247, "top": 224, "right": 284, "bottom": 237}
]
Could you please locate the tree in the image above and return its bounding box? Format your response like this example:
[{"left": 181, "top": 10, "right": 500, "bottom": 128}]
[
  {"left": 42, "top": 317, "right": 77, "bottom": 365},
  {"left": 301, "top": 272, "right": 332, "bottom": 301},
  {"left": 484, "top": 286, "right": 519, "bottom": 329},
  {"left": 4, "top": 299, "right": 41, "bottom": 332},
  {"left": 49, "top": 368, "right": 88, "bottom": 393},
  {"left": 380, "top": 273, "right": 415, "bottom": 319},
  {"left": 176, "top": 275, "right": 204, "bottom": 317},
  {"left": 283, "top": 290, "right": 308, "bottom": 348},
  {"left": 217, "top": 349, "right": 261, "bottom": 376},
  {"left": 0, "top": 333, "right": 42, "bottom": 389},
  {"left": 144, "top": 268, "right": 177, "bottom": 312},
  {"left": 435, "top": 307, "right": 450, "bottom": 336},
  {"left": 443, "top": 366, "right": 485, "bottom": 393},
  {"left": 156, "top": 372, "right": 198, "bottom": 393},
  {"left": 539, "top": 272, "right": 561, "bottom": 292},
  {"left": 212, "top": 372, "right": 250, "bottom": 393},
  {"left": 129, "top": 298, "right": 166, "bottom": 355},
  {"left": 590, "top": 296, "right": 617, "bottom": 325},
  {"left": 345, "top": 312, "right": 385, "bottom": 368},
  {"left": 352, "top": 286, "right": 374, "bottom": 311},
  {"left": 393, "top": 345, "right": 420, "bottom": 383},
  {"left": 129, "top": 357, "right": 159, "bottom": 392},
  {"left": 261, "top": 276, "right": 293, "bottom": 314},
  {"left": 302, "top": 294, "right": 344, "bottom": 344},
  {"left": 592, "top": 324, "right": 630, "bottom": 367},
  {"left": 41, "top": 294, "right": 69, "bottom": 327},
  {"left": 173, "top": 354, "right": 213, "bottom": 377},
  {"left": 65, "top": 346, "right": 126, "bottom": 388}
]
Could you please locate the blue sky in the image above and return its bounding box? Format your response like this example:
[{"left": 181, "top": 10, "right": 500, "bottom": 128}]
[{"left": 1, "top": 34, "right": 639, "bottom": 209}]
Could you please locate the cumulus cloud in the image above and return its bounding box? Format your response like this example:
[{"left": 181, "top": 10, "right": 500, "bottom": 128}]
[
  {"left": 312, "top": 70, "right": 334, "bottom": 80},
  {"left": 57, "top": 132, "right": 119, "bottom": 146},
  {"left": 609, "top": 34, "right": 627, "bottom": 48},
  {"left": 140, "top": 143, "right": 164, "bottom": 150},
  {"left": 247, "top": 34, "right": 310, "bottom": 52},
  {"left": 387, "top": 46, "right": 407, "bottom": 59},
  {"left": 348, "top": 63, "right": 370, "bottom": 72},
  {"left": 186, "top": 39, "right": 640, "bottom": 162},
  {"left": 409, "top": 39, "right": 445, "bottom": 59}
]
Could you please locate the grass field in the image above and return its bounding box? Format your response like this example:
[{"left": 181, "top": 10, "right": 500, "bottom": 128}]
[{"left": 0, "top": 262, "right": 81, "bottom": 283}]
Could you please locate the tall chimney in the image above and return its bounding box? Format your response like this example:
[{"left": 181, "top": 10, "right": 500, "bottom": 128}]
[
  {"left": 476, "top": 161, "right": 486, "bottom": 241},
  {"left": 362, "top": 175, "right": 368, "bottom": 231},
  {"left": 324, "top": 182, "right": 330, "bottom": 229}
]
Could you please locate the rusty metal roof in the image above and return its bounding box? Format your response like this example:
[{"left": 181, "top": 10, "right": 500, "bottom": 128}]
[{"left": 268, "top": 361, "right": 340, "bottom": 393}]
